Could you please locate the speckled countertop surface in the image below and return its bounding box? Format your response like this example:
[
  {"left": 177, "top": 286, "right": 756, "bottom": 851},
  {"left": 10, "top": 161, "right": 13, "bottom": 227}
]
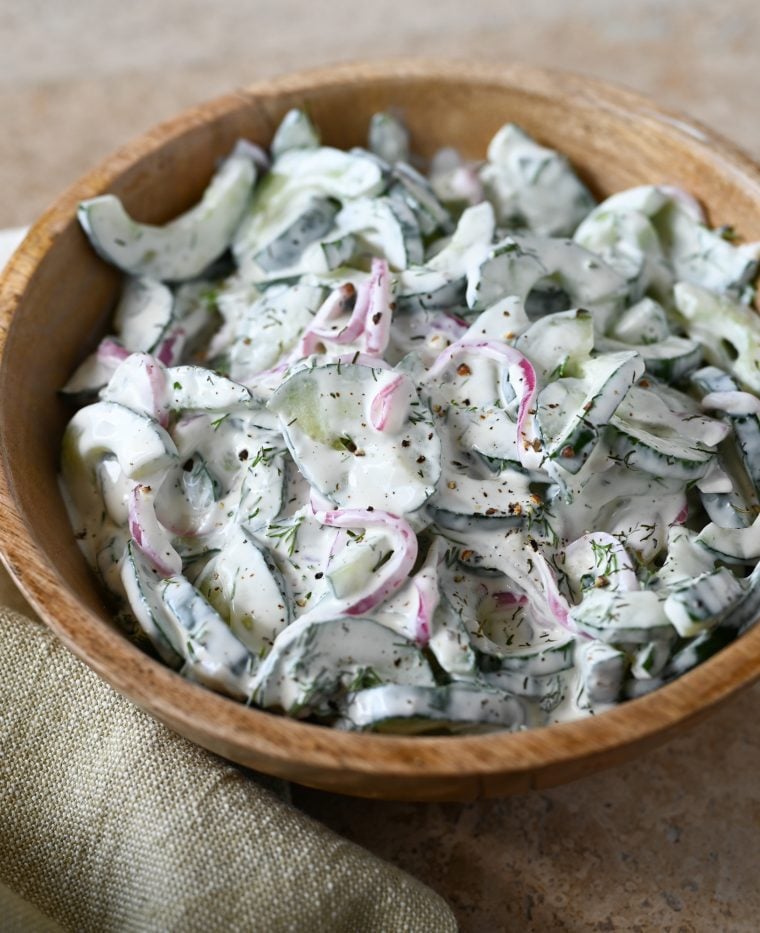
[{"left": 2, "top": 2, "right": 760, "bottom": 929}]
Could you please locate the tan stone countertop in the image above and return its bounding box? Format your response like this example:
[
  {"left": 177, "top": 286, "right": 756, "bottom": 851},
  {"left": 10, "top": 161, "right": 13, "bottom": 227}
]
[{"left": 2, "top": 2, "right": 760, "bottom": 928}]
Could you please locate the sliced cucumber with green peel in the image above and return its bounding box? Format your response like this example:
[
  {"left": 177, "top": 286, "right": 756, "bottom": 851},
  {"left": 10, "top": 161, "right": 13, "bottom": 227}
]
[
  {"left": 516, "top": 308, "right": 593, "bottom": 382},
  {"left": 697, "top": 514, "right": 760, "bottom": 563},
  {"left": 121, "top": 540, "right": 183, "bottom": 666},
  {"left": 271, "top": 109, "right": 320, "bottom": 159},
  {"left": 250, "top": 616, "right": 435, "bottom": 716},
  {"left": 538, "top": 351, "right": 643, "bottom": 474},
  {"left": 269, "top": 363, "right": 441, "bottom": 512},
  {"left": 333, "top": 196, "right": 423, "bottom": 269},
  {"left": 597, "top": 334, "right": 702, "bottom": 383},
  {"left": 253, "top": 197, "right": 338, "bottom": 272},
  {"left": 663, "top": 567, "right": 744, "bottom": 637},
  {"left": 576, "top": 640, "right": 627, "bottom": 705},
  {"left": 196, "top": 527, "right": 290, "bottom": 655},
  {"left": 609, "top": 297, "right": 671, "bottom": 344},
  {"left": 158, "top": 574, "right": 255, "bottom": 697},
  {"left": 663, "top": 627, "right": 736, "bottom": 680},
  {"left": 569, "top": 589, "right": 674, "bottom": 644},
  {"left": 62, "top": 401, "right": 177, "bottom": 482},
  {"left": 114, "top": 276, "right": 174, "bottom": 352},
  {"left": 606, "top": 385, "right": 724, "bottom": 482},
  {"left": 78, "top": 152, "right": 256, "bottom": 281},
  {"left": 233, "top": 146, "right": 384, "bottom": 272},
  {"left": 368, "top": 112, "right": 410, "bottom": 165},
  {"left": 342, "top": 682, "right": 525, "bottom": 733},
  {"left": 213, "top": 283, "right": 326, "bottom": 382},
  {"left": 674, "top": 282, "right": 760, "bottom": 394},
  {"left": 480, "top": 123, "right": 595, "bottom": 236},
  {"left": 692, "top": 365, "right": 760, "bottom": 495}
]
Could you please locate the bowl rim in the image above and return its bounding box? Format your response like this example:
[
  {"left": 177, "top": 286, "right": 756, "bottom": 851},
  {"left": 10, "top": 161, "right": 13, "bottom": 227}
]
[{"left": 2, "top": 58, "right": 760, "bottom": 797}]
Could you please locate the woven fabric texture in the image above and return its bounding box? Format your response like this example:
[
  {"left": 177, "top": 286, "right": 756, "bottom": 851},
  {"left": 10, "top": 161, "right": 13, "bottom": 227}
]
[{"left": 0, "top": 609, "right": 456, "bottom": 932}]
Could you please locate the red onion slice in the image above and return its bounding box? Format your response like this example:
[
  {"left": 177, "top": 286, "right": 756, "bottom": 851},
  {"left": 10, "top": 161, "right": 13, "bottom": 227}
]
[{"left": 310, "top": 500, "right": 418, "bottom": 616}]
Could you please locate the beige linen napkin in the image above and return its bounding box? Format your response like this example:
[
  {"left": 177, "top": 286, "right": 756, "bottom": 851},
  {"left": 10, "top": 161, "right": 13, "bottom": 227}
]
[{"left": 0, "top": 609, "right": 456, "bottom": 932}]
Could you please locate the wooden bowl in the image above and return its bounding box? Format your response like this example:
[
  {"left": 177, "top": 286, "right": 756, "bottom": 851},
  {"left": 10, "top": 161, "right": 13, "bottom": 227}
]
[{"left": 2, "top": 61, "right": 760, "bottom": 802}]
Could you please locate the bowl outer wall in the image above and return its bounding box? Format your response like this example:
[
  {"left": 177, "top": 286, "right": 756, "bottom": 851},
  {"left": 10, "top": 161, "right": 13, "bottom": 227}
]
[{"left": 1, "top": 60, "right": 760, "bottom": 801}]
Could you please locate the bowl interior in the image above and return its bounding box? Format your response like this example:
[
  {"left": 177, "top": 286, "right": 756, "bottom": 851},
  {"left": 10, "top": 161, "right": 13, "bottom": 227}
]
[{"left": 2, "top": 62, "right": 760, "bottom": 800}]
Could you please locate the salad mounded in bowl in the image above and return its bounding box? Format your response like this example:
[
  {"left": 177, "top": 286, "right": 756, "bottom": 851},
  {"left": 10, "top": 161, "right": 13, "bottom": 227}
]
[{"left": 60, "top": 107, "right": 760, "bottom": 735}]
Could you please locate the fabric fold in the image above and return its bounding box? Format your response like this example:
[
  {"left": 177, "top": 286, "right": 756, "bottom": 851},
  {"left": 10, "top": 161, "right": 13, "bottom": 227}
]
[{"left": 0, "top": 609, "right": 456, "bottom": 932}]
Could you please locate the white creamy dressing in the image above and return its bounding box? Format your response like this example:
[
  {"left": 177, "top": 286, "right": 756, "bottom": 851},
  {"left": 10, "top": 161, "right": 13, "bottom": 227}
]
[{"left": 60, "top": 110, "right": 760, "bottom": 733}]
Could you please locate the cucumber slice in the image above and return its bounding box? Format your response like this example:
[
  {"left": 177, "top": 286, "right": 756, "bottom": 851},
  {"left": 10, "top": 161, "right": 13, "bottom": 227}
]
[
  {"left": 692, "top": 366, "right": 760, "bottom": 494},
  {"left": 326, "top": 528, "right": 394, "bottom": 599},
  {"left": 269, "top": 363, "right": 441, "bottom": 513},
  {"left": 480, "top": 123, "right": 595, "bottom": 236},
  {"left": 368, "top": 112, "right": 410, "bottom": 165},
  {"left": 233, "top": 147, "right": 384, "bottom": 271},
  {"left": 609, "top": 297, "right": 671, "bottom": 345},
  {"left": 390, "top": 162, "right": 453, "bottom": 236},
  {"left": 465, "top": 237, "right": 546, "bottom": 311},
  {"left": 607, "top": 420, "right": 714, "bottom": 481},
  {"left": 343, "top": 683, "right": 525, "bottom": 733},
  {"left": 564, "top": 532, "right": 638, "bottom": 599},
  {"left": 597, "top": 335, "right": 702, "bottom": 383},
  {"left": 697, "top": 513, "right": 760, "bottom": 562},
  {"left": 62, "top": 401, "right": 177, "bottom": 482},
  {"left": 428, "top": 201, "right": 495, "bottom": 275},
  {"left": 333, "top": 196, "right": 423, "bottom": 269},
  {"left": 78, "top": 152, "right": 256, "bottom": 281},
  {"left": 320, "top": 235, "right": 357, "bottom": 271},
  {"left": 574, "top": 208, "right": 669, "bottom": 300},
  {"left": 270, "top": 109, "right": 320, "bottom": 159},
  {"left": 213, "top": 283, "right": 326, "bottom": 382},
  {"left": 467, "top": 234, "right": 627, "bottom": 331},
  {"left": 162, "top": 414, "right": 285, "bottom": 536},
  {"left": 154, "top": 454, "right": 220, "bottom": 536},
  {"left": 538, "top": 351, "right": 644, "bottom": 474},
  {"left": 253, "top": 197, "right": 338, "bottom": 272},
  {"left": 515, "top": 308, "right": 594, "bottom": 382},
  {"left": 113, "top": 276, "right": 174, "bottom": 352},
  {"left": 615, "top": 384, "right": 729, "bottom": 448},
  {"left": 490, "top": 635, "right": 576, "bottom": 676},
  {"left": 569, "top": 588, "right": 673, "bottom": 644},
  {"left": 576, "top": 640, "right": 626, "bottom": 705},
  {"left": 428, "top": 458, "right": 538, "bottom": 531},
  {"left": 167, "top": 366, "right": 252, "bottom": 412},
  {"left": 606, "top": 385, "right": 725, "bottom": 482},
  {"left": 158, "top": 574, "right": 255, "bottom": 697},
  {"left": 663, "top": 567, "right": 743, "bottom": 637},
  {"left": 663, "top": 627, "right": 736, "bottom": 679},
  {"left": 655, "top": 200, "right": 759, "bottom": 298},
  {"left": 395, "top": 202, "right": 496, "bottom": 314},
  {"left": 121, "top": 540, "right": 183, "bottom": 666},
  {"left": 630, "top": 639, "right": 672, "bottom": 680},
  {"left": 396, "top": 272, "right": 467, "bottom": 314},
  {"left": 196, "top": 527, "right": 290, "bottom": 655},
  {"left": 484, "top": 668, "right": 568, "bottom": 711},
  {"left": 656, "top": 526, "right": 717, "bottom": 588},
  {"left": 674, "top": 282, "right": 760, "bottom": 394},
  {"left": 152, "top": 279, "right": 219, "bottom": 366},
  {"left": 424, "top": 343, "right": 522, "bottom": 463},
  {"left": 250, "top": 616, "right": 435, "bottom": 716},
  {"left": 427, "top": 597, "right": 479, "bottom": 677},
  {"left": 732, "top": 565, "right": 760, "bottom": 634}
]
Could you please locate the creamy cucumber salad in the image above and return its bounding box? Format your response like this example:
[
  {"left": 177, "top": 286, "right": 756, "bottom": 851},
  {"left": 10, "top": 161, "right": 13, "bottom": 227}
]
[{"left": 61, "top": 109, "right": 760, "bottom": 734}]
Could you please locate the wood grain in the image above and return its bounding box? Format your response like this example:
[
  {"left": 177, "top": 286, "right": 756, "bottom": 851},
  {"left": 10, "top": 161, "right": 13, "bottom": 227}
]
[{"left": 1, "top": 61, "right": 760, "bottom": 801}]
